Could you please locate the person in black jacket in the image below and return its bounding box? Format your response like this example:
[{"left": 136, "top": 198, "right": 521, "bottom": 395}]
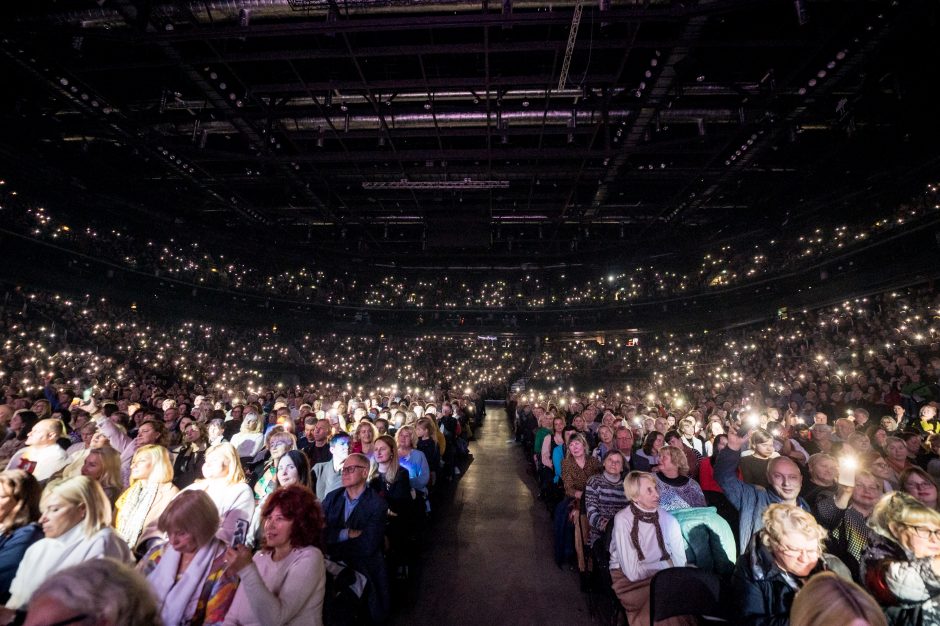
[
  {"left": 323, "top": 453, "right": 390, "bottom": 624},
  {"left": 732, "top": 503, "right": 851, "bottom": 625}
]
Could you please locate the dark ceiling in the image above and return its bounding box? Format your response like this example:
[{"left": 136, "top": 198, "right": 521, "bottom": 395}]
[{"left": 1, "top": 0, "right": 938, "bottom": 267}]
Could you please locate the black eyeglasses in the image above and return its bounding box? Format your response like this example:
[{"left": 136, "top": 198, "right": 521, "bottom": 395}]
[
  {"left": 341, "top": 465, "right": 369, "bottom": 474},
  {"left": 902, "top": 523, "right": 940, "bottom": 541}
]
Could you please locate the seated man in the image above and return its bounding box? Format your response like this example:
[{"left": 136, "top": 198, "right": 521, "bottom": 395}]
[
  {"left": 299, "top": 417, "right": 333, "bottom": 466},
  {"left": 322, "top": 453, "right": 389, "bottom": 624},
  {"left": 312, "top": 433, "right": 350, "bottom": 500},
  {"left": 715, "top": 429, "right": 810, "bottom": 553},
  {"left": 4, "top": 418, "right": 69, "bottom": 481}
]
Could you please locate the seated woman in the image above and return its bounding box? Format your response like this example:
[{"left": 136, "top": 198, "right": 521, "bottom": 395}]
[
  {"left": 861, "top": 491, "right": 940, "bottom": 625},
  {"left": 182, "top": 443, "right": 255, "bottom": 545},
  {"left": 0, "top": 412, "right": 38, "bottom": 471},
  {"left": 867, "top": 451, "right": 898, "bottom": 494},
  {"left": 884, "top": 436, "right": 913, "bottom": 487},
  {"left": 223, "top": 485, "right": 327, "bottom": 626},
  {"left": 634, "top": 431, "right": 664, "bottom": 472},
  {"left": 899, "top": 466, "right": 939, "bottom": 511},
  {"left": 252, "top": 430, "right": 296, "bottom": 502},
  {"left": 591, "top": 425, "right": 615, "bottom": 462},
  {"left": 609, "top": 471, "right": 694, "bottom": 626},
  {"left": 139, "top": 490, "right": 239, "bottom": 626},
  {"left": 739, "top": 429, "right": 778, "bottom": 490},
  {"left": 276, "top": 450, "right": 312, "bottom": 491},
  {"left": 79, "top": 447, "right": 123, "bottom": 504},
  {"left": 415, "top": 417, "right": 442, "bottom": 486},
  {"left": 173, "top": 420, "right": 208, "bottom": 491},
  {"left": 351, "top": 421, "right": 378, "bottom": 457},
  {"left": 654, "top": 445, "right": 706, "bottom": 512},
  {"left": 370, "top": 435, "right": 414, "bottom": 571},
  {"left": 247, "top": 450, "right": 311, "bottom": 549},
  {"left": 231, "top": 413, "right": 265, "bottom": 459},
  {"left": 561, "top": 433, "right": 603, "bottom": 574},
  {"left": 395, "top": 426, "right": 430, "bottom": 499},
  {"left": 584, "top": 451, "right": 629, "bottom": 547},
  {"left": 800, "top": 453, "right": 839, "bottom": 514},
  {"left": 732, "top": 503, "right": 850, "bottom": 625},
  {"left": 5, "top": 476, "right": 131, "bottom": 610},
  {"left": 0, "top": 471, "right": 42, "bottom": 605},
  {"left": 114, "top": 445, "right": 179, "bottom": 559},
  {"left": 816, "top": 464, "right": 883, "bottom": 582},
  {"left": 62, "top": 422, "right": 99, "bottom": 471}
]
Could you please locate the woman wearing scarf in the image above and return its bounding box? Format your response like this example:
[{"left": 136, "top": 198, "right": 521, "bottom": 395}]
[
  {"left": 609, "top": 471, "right": 695, "bottom": 626},
  {"left": 140, "top": 490, "right": 239, "bottom": 626},
  {"left": 5, "top": 476, "right": 131, "bottom": 610},
  {"left": 114, "top": 445, "right": 179, "bottom": 559}
]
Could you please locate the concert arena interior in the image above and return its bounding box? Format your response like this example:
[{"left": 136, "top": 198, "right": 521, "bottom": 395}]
[{"left": 1, "top": 1, "right": 939, "bottom": 625}]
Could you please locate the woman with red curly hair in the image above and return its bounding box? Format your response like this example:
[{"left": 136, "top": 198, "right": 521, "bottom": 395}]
[{"left": 223, "top": 485, "right": 326, "bottom": 626}]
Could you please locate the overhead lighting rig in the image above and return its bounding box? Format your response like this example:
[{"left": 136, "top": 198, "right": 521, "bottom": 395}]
[{"left": 362, "top": 178, "right": 510, "bottom": 190}]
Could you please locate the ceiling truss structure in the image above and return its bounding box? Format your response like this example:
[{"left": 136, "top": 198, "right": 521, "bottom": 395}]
[{"left": 0, "top": 0, "right": 937, "bottom": 265}]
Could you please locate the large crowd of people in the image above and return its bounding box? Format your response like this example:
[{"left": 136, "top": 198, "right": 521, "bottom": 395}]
[
  {"left": 0, "top": 372, "right": 480, "bottom": 624},
  {"left": 0, "top": 225, "right": 938, "bottom": 624},
  {"left": 2, "top": 178, "right": 937, "bottom": 311},
  {"left": 511, "top": 287, "right": 940, "bottom": 625}
]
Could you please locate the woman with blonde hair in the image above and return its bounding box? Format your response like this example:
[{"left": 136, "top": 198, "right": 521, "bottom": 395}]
[
  {"left": 182, "top": 442, "right": 255, "bottom": 544},
  {"left": 415, "top": 417, "right": 442, "bottom": 486},
  {"left": 352, "top": 420, "right": 379, "bottom": 456},
  {"left": 790, "top": 571, "right": 887, "bottom": 626},
  {"left": 609, "top": 471, "right": 692, "bottom": 626},
  {"left": 139, "top": 490, "right": 239, "bottom": 626},
  {"left": 79, "top": 446, "right": 123, "bottom": 504},
  {"left": 0, "top": 471, "right": 42, "bottom": 604},
  {"left": 252, "top": 430, "right": 296, "bottom": 502},
  {"left": 395, "top": 426, "right": 430, "bottom": 496},
  {"left": 732, "top": 503, "right": 850, "bottom": 625},
  {"left": 5, "top": 476, "right": 132, "bottom": 609},
  {"left": 654, "top": 445, "right": 706, "bottom": 511},
  {"left": 114, "top": 445, "right": 179, "bottom": 559},
  {"left": 861, "top": 491, "right": 940, "bottom": 625},
  {"left": 371, "top": 434, "right": 413, "bottom": 576},
  {"left": 231, "top": 412, "right": 264, "bottom": 458}
]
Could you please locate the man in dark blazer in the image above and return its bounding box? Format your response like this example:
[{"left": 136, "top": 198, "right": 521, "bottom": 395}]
[{"left": 323, "top": 452, "right": 389, "bottom": 623}]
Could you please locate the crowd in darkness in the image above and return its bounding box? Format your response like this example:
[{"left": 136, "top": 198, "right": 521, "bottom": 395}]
[
  {"left": 0, "top": 286, "right": 501, "bottom": 625},
  {"left": 0, "top": 267, "right": 937, "bottom": 623},
  {"left": 2, "top": 179, "right": 938, "bottom": 310},
  {"left": 511, "top": 285, "right": 940, "bottom": 626}
]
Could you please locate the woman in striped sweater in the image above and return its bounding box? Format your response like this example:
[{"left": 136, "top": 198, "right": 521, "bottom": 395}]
[{"left": 584, "top": 450, "right": 630, "bottom": 547}]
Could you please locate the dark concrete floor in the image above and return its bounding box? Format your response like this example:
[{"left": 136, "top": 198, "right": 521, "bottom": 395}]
[{"left": 393, "top": 404, "right": 596, "bottom": 625}]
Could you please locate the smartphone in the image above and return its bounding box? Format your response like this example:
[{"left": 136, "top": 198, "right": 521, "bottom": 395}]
[{"left": 232, "top": 518, "right": 249, "bottom": 547}]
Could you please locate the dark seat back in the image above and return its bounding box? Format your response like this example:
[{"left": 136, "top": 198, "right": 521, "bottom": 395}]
[{"left": 649, "top": 567, "right": 724, "bottom": 625}]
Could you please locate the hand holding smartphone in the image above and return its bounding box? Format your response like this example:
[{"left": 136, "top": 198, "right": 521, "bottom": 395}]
[{"left": 232, "top": 518, "right": 249, "bottom": 548}]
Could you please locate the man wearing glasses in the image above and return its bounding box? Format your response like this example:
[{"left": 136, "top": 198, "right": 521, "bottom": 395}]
[{"left": 322, "top": 453, "right": 389, "bottom": 623}]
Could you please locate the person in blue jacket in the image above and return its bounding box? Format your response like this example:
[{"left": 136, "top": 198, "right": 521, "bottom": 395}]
[
  {"left": 0, "top": 470, "right": 43, "bottom": 604},
  {"left": 715, "top": 428, "right": 810, "bottom": 553}
]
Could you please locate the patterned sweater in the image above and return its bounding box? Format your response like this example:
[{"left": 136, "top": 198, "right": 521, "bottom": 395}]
[{"left": 654, "top": 472, "right": 707, "bottom": 512}]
